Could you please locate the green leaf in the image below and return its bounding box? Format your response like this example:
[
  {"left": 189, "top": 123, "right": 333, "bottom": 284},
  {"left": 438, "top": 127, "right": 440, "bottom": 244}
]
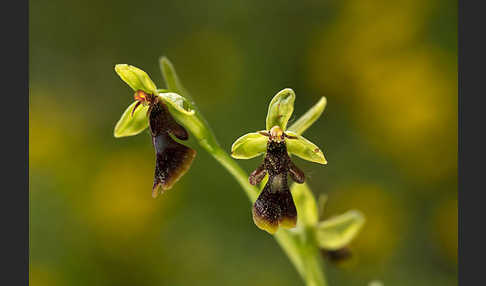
[
  {"left": 231, "top": 132, "right": 268, "bottom": 159},
  {"left": 114, "top": 101, "right": 149, "bottom": 138},
  {"left": 115, "top": 64, "right": 157, "bottom": 94},
  {"left": 266, "top": 88, "right": 295, "bottom": 130},
  {"left": 286, "top": 132, "right": 327, "bottom": 164},
  {"left": 288, "top": 97, "right": 327, "bottom": 135},
  {"left": 316, "top": 210, "right": 365, "bottom": 250},
  {"left": 291, "top": 182, "right": 319, "bottom": 227}
]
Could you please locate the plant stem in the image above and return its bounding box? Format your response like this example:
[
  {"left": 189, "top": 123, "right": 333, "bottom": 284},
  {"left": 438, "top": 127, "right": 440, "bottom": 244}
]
[
  {"left": 158, "top": 57, "right": 327, "bottom": 285},
  {"left": 209, "top": 146, "right": 328, "bottom": 286}
]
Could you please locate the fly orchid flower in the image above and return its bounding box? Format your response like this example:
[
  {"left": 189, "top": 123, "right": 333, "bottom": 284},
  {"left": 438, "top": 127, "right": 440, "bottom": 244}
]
[
  {"left": 231, "top": 88, "right": 327, "bottom": 234},
  {"left": 113, "top": 64, "right": 196, "bottom": 198}
]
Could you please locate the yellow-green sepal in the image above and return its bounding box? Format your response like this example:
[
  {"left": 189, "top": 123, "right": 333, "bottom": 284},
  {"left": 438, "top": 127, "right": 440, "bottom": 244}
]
[
  {"left": 315, "top": 210, "right": 365, "bottom": 250},
  {"left": 113, "top": 101, "right": 150, "bottom": 138},
  {"left": 115, "top": 64, "right": 157, "bottom": 94},
  {"left": 231, "top": 132, "right": 268, "bottom": 159},
  {"left": 266, "top": 88, "right": 295, "bottom": 130},
  {"left": 288, "top": 97, "right": 327, "bottom": 135},
  {"left": 286, "top": 131, "right": 327, "bottom": 164}
]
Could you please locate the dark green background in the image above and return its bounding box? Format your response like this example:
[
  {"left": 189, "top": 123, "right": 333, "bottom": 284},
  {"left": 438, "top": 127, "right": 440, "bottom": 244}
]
[{"left": 30, "top": 0, "right": 457, "bottom": 285}]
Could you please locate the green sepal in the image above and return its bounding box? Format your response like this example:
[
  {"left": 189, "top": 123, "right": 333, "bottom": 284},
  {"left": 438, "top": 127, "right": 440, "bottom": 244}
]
[
  {"left": 231, "top": 132, "right": 268, "bottom": 159},
  {"left": 266, "top": 88, "right": 295, "bottom": 130},
  {"left": 288, "top": 97, "right": 327, "bottom": 135},
  {"left": 115, "top": 64, "right": 157, "bottom": 94},
  {"left": 113, "top": 101, "right": 150, "bottom": 138},
  {"left": 315, "top": 210, "right": 365, "bottom": 250},
  {"left": 286, "top": 132, "right": 327, "bottom": 164}
]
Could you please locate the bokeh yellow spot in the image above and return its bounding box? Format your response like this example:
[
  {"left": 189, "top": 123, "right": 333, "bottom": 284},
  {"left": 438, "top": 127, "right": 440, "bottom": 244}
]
[
  {"left": 306, "top": 0, "right": 457, "bottom": 184},
  {"left": 30, "top": 264, "right": 62, "bottom": 286},
  {"left": 87, "top": 152, "right": 170, "bottom": 239}
]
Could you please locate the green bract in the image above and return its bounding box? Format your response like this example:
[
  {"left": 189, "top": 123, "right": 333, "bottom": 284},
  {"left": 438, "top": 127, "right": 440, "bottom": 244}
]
[
  {"left": 315, "top": 210, "right": 365, "bottom": 250},
  {"left": 231, "top": 132, "right": 267, "bottom": 159},
  {"left": 114, "top": 101, "right": 150, "bottom": 138},
  {"left": 159, "top": 57, "right": 191, "bottom": 101},
  {"left": 115, "top": 64, "right": 157, "bottom": 94},
  {"left": 230, "top": 89, "right": 328, "bottom": 165},
  {"left": 266, "top": 88, "right": 295, "bottom": 130}
]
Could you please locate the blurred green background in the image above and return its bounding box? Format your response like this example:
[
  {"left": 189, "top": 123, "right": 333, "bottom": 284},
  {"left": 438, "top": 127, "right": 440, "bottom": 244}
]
[{"left": 29, "top": 0, "right": 457, "bottom": 285}]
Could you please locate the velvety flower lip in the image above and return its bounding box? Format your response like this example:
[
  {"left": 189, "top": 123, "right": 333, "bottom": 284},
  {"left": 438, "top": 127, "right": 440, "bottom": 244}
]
[
  {"left": 250, "top": 126, "right": 304, "bottom": 234},
  {"left": 148, "top": 97, "right": 196, "bottom": 198}
]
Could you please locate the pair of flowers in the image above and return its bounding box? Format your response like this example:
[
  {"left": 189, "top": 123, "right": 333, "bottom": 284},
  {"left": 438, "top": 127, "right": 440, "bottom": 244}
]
[{"left": 114, "top": 64, "right": 327, "bottom": 234}]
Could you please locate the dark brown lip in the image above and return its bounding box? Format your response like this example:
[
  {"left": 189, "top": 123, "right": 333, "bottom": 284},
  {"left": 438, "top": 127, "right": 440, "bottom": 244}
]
[
  {"left": 148, "top": 98, "right": 196, "bottom": 197},
  {"left": 249, "top": 137, "right": 305, "bottom": 233}
]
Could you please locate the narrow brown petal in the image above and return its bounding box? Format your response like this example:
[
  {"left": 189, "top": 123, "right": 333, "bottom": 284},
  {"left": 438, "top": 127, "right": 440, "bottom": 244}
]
[
  {"left": 289, "top": 161, "right": 305, "bottom": 184},
  {"left": 249, "top": 163, "right": 267, "bottom": 185}
]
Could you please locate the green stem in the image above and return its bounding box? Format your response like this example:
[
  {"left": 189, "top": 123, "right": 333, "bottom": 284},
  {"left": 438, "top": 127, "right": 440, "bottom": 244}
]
[
  {"left": 158, "top": 57, "right": 327, "bottom": 286},
  {"left": 209, "top": 145, "right": 328, "bottom": 286}
]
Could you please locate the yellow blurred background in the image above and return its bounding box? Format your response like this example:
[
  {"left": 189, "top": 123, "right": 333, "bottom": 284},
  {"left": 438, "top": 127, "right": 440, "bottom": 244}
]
[{"left": 30, "top": 0, "right": 457, "bottom": 285}]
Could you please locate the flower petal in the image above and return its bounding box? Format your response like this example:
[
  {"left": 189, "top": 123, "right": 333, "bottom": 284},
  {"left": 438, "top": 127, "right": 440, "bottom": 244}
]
[
  {"left": 315, "top": 210, "right": 365, "bottom": 250},
  {"left": 266, "top": 88, "right": 295, "bottom": 130},
  {"left": 288, "top": 97, "right": 327, "bottom": 135},
  {"left": 113, "top": 101, "right": 149, "bottom": 138},
  {"left": 115, "top": 64, "right": 157, "bottom": 94},
  {"left": 285, "top": 132, "right": 327, "bottom": 164},
  {"left": 231, "top": 132, "right": 268, "bottom": 159}
]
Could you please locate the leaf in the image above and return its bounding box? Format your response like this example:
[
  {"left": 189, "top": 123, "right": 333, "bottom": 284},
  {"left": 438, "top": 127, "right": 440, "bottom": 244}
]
[
  {"left": 286, "top": 132, "right": 327, "bottom": 164},
  {"left": 291, "top": 182, "right": 319, "bottom": 227},
  {"left": 316, "top": 210, "right": 365, "bottom": 250},
  {"left": 231, "top": 132, "right": 268, "bottom": 159},
  {"left": 288, "top": 97, "right": 327, "bottom": 135},
  {"left": 114, "top": 101, "right": 150, "bottom": 138},
  {"left": 115, "top": 64, "right": 157, "bottom": 94},
  {"left": 266, "top": 88, "right": 295, "bottom": 130}
]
